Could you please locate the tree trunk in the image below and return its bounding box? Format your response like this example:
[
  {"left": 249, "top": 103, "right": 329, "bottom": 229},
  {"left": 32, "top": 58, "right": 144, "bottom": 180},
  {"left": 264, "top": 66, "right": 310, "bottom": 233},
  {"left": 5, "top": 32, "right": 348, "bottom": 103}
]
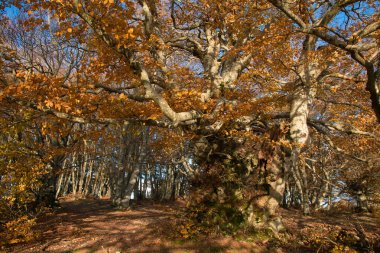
[
  {"left": 188, "top": 123, "right": 288, "bottom": 234},
  {"left": 119, "top": 165, "right": 140, "bottom": 208},
  {"left": 83, "top": 159, "right": 94, "bottom": 196}
]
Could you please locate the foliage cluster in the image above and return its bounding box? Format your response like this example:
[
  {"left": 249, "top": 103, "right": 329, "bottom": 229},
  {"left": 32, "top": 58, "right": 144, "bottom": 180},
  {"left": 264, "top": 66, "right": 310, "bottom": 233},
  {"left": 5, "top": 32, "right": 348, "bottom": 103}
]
[
  {"left": 0, "top": 115, "right": 44, "bottom": 246},
  {"left": 0, "top": 0, "right": 379, "bottom": 248},
  {"left": 297, "top": 224, "right": 379, "bottom": 253}
]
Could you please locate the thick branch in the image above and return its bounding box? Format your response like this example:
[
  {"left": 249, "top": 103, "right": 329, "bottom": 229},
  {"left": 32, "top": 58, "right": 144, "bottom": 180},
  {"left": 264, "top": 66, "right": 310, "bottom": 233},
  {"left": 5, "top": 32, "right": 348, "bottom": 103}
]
[{"left": 6, "top": 95, "right": 179, "bottom": 128}]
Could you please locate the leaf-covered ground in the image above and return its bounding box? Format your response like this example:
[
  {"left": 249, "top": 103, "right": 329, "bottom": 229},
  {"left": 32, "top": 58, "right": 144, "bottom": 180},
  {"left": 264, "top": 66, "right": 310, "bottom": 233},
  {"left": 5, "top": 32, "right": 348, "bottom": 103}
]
[{"left": 4, "top": 198, "right": 380, "bottom": 253}]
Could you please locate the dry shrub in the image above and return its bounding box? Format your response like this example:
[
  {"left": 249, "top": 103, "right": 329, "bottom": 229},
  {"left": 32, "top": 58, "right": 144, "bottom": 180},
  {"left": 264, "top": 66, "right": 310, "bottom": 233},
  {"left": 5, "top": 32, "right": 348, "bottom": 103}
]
[
  {"left": 299, "top": 223, "right": 376, "bottom": 252},
  {"left": 0, "top": 216, "right": 36, "bottom": 247},
  {"left": 326, "top": 200, "right": 355, "bottom": 215}
]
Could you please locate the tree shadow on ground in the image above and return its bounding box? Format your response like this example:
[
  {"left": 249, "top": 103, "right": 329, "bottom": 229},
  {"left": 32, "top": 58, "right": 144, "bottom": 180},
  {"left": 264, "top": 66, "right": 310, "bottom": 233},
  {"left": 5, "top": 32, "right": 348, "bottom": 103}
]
[
  {"left": 11, "top": 199, "right": 379, "bottom": 252},
  {"left": 9, "top": 198, "right": 267, "bottom": 253}
]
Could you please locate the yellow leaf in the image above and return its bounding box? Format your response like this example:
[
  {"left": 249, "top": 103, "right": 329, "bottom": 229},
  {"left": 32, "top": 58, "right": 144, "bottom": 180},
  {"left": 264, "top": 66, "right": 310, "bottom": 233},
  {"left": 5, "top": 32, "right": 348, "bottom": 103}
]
[{"left": 45, "top": 100, "right": 53, "bottom": 107}]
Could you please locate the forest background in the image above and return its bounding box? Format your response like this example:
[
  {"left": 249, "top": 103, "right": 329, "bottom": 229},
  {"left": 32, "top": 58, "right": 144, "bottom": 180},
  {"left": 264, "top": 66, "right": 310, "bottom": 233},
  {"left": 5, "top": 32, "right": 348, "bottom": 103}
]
[{"left": 0, "top": 0, "right": 379, "bottom": 251}]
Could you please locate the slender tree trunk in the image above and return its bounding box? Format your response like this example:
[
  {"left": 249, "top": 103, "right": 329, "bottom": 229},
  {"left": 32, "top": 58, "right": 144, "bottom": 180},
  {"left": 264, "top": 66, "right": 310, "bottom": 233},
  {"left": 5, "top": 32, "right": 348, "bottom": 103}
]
[
  {"left": 62, "top": 172, "right": 71, "bottom": 196},
  {"left": 170, "top": 170, "right": 178, "bottom": 201},
  {"left": 77, "top": 152, "right": 88, "bottom": 196},
  {"left": 83, "top": 159, "right": 94, "bottom": 196},
  {"left": 142, "top": 170, "right": 148, "bottom": 199},
  {"left": 55, "top": 159, "right": 66, "bottom": 199},
  {"left": 119, "top": 165, "right": 140, "bottom": 208}
]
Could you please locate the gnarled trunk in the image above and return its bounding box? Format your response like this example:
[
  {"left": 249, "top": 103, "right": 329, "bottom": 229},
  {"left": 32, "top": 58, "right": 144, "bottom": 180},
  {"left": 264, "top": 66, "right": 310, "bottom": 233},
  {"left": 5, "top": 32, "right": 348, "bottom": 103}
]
[{"left": 188, "top": 124, "right": 287, "bottom": 234}]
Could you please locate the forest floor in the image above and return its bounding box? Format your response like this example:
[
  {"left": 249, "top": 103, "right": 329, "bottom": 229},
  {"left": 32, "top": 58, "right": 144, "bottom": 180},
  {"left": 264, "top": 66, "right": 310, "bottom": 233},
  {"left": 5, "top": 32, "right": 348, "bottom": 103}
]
[{"left": 5, "top": 198, "right": 380, "bottom": 253}]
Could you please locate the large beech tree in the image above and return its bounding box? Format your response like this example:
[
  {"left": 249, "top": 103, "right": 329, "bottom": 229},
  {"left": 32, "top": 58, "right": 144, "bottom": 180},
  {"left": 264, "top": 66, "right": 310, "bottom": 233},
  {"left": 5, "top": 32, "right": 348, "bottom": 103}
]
[{"left": 1, "top": 0, "right": 379, "bottom": 234}]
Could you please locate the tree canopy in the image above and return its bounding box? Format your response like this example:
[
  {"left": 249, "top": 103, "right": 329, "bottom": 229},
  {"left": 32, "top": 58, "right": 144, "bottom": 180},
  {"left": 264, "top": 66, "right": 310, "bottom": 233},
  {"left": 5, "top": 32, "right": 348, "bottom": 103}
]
[{"left": 0, "top": 0, "right": 379, "bottom": 249}]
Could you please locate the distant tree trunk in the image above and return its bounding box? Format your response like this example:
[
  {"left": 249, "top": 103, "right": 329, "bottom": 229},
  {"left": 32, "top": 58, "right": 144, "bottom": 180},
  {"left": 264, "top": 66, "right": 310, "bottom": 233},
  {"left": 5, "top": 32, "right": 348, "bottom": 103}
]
[
  {"left": 162, "top": 165, "right": 174, "bottom": 200},
  {"left": 157, "top": 165, "right": 163, "bottom": 200},
  {"left": 170, "top": 170, "right": 178, "bottom": 201},
  {"left": 138, "top": 172, "right": 143, "bottom": 200},
  {"left": 142, "top": 169, "right": 148, "bottom": 199},
  {"left": 315, "top": 168, "right": 330, "bottom": 210},
  {"left": 327, "top": 191, "right": 332, "bottom": 211},
  {"left": 112, "top": 165, "right": 126, "bottom": 205},
  {"left": 119, "top": 165, "right": 140, "bottom": 208},
  {"left": 149, "top": 169, "right": 154, "bottom": 198},
  {"left": 62, "top": 172, "right": 71, "bottom": 196},
  {"left": 38, "top": 154, "right": 65, "bottom": 207},
  {"left": 55, "top": 171, "right": 65, "bottom": 198},
  {"left": 93, "top": 162, "right": 105, "bottom": 197},
  {"left": 72, "top": 167, "right": 78, "bottom": 195},
  {"left": 99, "top": 177, "right": 108, "bottom": 198},
  {"left": 83, "top": 159, "right": 94, "bottom": 196},
  {"left": 77, "top": 147, "right": 88, "bottom": 196},
  {"left": 111, "top": 129, "right": 129, "bottom": 206}
]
